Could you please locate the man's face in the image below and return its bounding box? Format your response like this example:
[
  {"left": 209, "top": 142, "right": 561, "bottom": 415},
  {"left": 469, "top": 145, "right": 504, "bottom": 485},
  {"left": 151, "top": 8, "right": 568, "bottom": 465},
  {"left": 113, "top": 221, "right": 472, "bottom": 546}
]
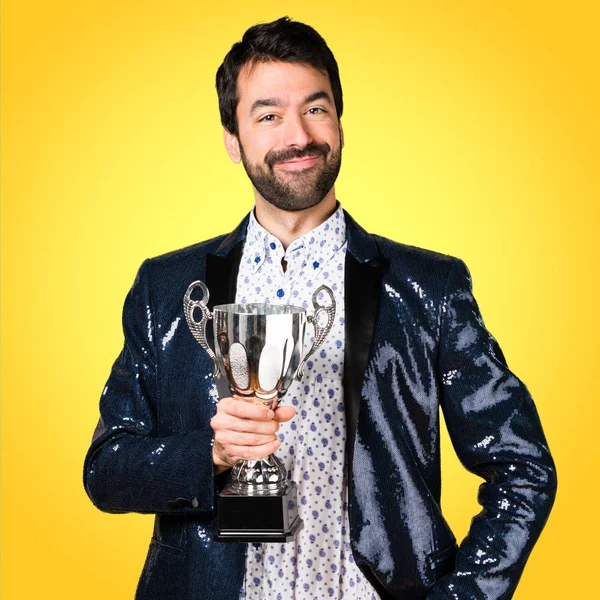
[{"left": 226, "top": 61, "right": 343, "bottom": 212}]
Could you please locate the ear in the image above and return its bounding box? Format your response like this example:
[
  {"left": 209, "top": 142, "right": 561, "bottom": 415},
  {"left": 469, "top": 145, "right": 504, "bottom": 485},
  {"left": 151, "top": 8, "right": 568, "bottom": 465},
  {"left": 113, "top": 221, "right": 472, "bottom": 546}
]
[
  {"left": 223, "top": 129, "right": 241, "bottom": 163},
  {"left": 339, "top": 122, "right": 345, "bottom": 149}
]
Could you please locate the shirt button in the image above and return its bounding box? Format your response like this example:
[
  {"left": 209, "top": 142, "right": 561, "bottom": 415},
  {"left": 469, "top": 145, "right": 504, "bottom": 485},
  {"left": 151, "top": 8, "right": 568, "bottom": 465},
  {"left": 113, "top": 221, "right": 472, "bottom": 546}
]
[
  {"left": 277, "top": 289, "right": 285, "bottom": 298},
  {"left": 270, "top": 242, "right": 276, "bottom": 250}
]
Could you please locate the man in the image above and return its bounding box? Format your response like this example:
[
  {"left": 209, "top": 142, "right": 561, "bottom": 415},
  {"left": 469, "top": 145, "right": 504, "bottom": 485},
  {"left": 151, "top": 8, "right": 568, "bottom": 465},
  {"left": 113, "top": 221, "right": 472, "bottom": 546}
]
[{"left": 83, "top": 17, "right": 556, "bottom": 600}]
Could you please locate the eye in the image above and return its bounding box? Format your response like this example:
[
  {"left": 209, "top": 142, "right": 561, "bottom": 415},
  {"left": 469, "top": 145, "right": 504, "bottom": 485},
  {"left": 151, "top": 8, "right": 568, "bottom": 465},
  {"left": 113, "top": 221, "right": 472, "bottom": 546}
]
[
  {"left": 258, "top": 114, "right": 277, "bottom": 123},
  {"left": 307, "top": 107, "right": 325, "bottom": 115}
]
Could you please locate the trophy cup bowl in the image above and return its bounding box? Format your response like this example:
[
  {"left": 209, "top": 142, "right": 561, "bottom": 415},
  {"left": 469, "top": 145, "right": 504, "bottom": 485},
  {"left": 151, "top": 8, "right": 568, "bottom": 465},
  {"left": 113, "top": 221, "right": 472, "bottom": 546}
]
[{"left": 184, "top": 280, "right": 335, "bottom": 542}]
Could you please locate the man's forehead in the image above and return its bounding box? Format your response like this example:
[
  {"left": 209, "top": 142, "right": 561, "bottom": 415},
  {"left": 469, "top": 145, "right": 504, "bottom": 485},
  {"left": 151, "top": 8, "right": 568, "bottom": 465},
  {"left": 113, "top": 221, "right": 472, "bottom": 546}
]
[{"left": 236, "top": 60, "right": 332, "bottom": 105}]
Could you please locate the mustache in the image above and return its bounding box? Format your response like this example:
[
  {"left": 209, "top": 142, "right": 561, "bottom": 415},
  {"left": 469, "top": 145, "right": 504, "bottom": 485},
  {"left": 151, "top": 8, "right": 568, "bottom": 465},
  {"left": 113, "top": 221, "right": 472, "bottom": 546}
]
[{"left": 265, "top": 142, "right": 331, "bottom": 168}]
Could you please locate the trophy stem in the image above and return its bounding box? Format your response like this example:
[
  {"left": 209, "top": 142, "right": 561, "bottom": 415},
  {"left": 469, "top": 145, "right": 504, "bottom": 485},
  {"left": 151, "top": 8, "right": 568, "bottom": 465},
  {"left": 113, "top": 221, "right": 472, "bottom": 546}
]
[{"left": 231, "top": 453, "right": 287, "bottom": 493}]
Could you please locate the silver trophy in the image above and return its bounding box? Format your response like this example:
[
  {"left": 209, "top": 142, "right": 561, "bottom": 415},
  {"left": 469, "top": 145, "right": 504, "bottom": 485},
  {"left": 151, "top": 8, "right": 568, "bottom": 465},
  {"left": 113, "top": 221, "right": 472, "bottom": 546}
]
[{"left": 183, "top": 280, "right": 336, "bottom": 542}]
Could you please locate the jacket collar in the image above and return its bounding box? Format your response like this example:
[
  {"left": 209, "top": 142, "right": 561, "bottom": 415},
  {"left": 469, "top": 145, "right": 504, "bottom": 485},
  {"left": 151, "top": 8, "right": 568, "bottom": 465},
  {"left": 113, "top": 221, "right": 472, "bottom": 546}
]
[
  {"left": 213, "top": 213, "right": 250, "bottom": 257},
  {"left": 343, "top": 209, "right": 379, "bottom": 263}
]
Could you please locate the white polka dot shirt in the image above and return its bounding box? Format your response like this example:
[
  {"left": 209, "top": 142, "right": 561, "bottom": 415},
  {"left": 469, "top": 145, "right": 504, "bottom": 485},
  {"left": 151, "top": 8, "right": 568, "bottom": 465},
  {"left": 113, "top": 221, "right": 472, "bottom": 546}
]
[{"left": 236, "top": 205, "right": 380, "bottom": 600}]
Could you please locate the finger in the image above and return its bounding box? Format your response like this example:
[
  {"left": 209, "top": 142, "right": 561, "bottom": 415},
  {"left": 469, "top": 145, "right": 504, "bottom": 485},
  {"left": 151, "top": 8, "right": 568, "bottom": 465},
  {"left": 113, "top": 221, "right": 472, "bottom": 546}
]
[
  {"left": 218, "top": 397, "right": 274, "bottom": 421},
  {"left": 211, "top": 414, "right": 279, "bottom": 435},
  {"left": 223, "top": 438, "right": 282, "bottom": 461},
  {"left": 215, "top": 429, "right": 279, "bottom": 447},
  {"left": 273, "top": 406, "right": 296, "bottom": 422}
]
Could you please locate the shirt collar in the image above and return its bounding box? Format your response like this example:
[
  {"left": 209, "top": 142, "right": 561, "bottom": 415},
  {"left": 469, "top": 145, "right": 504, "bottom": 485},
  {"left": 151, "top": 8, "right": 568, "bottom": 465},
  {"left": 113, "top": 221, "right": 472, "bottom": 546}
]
[{"left": 245, "top": 204, "right": 346, "bottom": 273}]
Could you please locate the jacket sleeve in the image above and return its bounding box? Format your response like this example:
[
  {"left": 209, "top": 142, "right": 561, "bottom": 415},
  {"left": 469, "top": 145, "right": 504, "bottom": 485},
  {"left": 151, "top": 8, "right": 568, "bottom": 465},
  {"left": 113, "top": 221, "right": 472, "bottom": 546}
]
[
  {"left": 428, "top": 259, "right": 557, "bottom": 599},
  {"left": 83, "top": 260, "right": 218, "bottom": 515}
]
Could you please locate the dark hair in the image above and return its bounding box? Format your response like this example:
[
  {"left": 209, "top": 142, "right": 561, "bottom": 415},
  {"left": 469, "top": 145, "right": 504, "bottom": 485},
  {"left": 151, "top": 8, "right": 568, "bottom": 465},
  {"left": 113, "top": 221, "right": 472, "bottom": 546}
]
[{"left": 216, "top": 17, "right": 343, "bottom": 135}]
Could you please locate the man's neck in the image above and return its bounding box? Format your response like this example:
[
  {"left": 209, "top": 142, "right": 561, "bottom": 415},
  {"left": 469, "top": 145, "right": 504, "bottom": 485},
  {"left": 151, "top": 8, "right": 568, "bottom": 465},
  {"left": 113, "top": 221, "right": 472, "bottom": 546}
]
[{"left": 253, "top": 191, "right": 338, "bottom": 250}]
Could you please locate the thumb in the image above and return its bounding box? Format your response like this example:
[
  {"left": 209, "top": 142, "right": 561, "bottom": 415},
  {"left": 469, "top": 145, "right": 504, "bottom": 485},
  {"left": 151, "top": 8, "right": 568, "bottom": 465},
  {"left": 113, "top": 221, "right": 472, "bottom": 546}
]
[{"left": 273, "top": 405, "right": 296, "bottom": 422}]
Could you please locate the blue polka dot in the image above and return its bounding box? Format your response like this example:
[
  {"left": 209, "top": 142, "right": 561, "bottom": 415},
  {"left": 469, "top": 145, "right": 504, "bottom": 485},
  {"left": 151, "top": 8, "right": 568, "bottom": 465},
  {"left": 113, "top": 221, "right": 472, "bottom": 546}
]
[
  {"left": 270, "top": 242, "right": 276, "bottom": 249},
  {"left": 254, "top": 256, "right": 261, "bottom": 263},
  {"left": 277, "top": 288, "right": 285, "bottom": 298},
  {"left": 313, "top": 261, "right": 320, "bottom": 269}
]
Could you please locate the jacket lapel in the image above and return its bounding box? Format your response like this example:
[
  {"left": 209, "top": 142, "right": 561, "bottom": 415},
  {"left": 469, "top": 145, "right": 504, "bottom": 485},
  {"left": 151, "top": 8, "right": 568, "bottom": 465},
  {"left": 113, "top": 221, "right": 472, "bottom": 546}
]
[
  {"left": 204, "top": 217, "right": 246, "bottom": 400},
  {"left": 205, "top": 215, "right": 249, "bottom": 308},
  {"left": 343, "top": 211, "right": 385, "bottom": 471},
  {"left": 205, "top": 246, "right": 244, "bottom": 308}
]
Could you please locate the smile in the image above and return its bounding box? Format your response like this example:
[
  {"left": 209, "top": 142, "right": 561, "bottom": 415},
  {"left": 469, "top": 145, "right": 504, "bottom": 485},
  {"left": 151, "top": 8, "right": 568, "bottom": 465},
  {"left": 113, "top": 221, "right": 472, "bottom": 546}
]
[{"left": 275, "top": 156, "right": 321, "bottom": 171}]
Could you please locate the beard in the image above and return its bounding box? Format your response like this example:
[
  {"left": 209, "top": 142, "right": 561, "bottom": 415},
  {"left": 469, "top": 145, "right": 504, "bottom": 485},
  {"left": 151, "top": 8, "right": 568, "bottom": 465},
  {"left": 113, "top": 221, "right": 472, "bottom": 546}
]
[{"left": 239, "top": 140, "right": 342, "bottom": 212}]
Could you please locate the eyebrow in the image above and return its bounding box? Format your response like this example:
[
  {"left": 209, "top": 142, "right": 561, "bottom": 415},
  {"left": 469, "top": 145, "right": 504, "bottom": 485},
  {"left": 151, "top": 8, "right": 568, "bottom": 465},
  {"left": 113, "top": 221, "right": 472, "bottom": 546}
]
[{"left": 249, "top": 90, "right": 334, "bottom": 115}]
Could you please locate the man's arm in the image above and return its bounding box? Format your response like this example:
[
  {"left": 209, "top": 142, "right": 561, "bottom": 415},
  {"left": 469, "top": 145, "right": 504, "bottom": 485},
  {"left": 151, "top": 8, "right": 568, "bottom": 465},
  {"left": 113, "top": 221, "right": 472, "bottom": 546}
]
[
  {"left": 429, "top": 258, "right": 557, "bottom": 599},
  {"left": 83, "top": 260, "right": 217, "bottom": 514}
]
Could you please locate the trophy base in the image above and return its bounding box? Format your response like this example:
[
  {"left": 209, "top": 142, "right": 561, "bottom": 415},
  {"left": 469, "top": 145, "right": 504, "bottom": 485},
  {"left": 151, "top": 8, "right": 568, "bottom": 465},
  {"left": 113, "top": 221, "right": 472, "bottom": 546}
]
[{"left": 215, "top": 480, "right": 303, "bottom": 543}]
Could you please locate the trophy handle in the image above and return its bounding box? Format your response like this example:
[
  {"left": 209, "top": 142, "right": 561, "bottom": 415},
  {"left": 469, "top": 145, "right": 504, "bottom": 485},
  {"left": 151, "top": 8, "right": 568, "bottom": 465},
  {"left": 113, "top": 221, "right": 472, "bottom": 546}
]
[
  {"left": 183, "top": 280, "right": 221, "bottom": 378},
  {"left": 296, "top": 285, "right": 336, "bottom": 380}
]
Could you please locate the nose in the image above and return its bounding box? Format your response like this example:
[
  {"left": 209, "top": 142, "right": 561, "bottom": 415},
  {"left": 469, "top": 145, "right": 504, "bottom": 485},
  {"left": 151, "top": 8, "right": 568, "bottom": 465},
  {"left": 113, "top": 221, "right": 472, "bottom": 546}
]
[{"left": 281, "top": 114, "right": 312, "bottom": 148}]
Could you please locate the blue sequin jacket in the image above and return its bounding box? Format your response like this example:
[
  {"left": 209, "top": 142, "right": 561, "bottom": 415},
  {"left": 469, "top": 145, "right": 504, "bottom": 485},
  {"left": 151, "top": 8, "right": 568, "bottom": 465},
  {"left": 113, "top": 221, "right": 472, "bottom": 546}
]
[{"left": 83, "top": 211, "right": 556, "bottom": 600}]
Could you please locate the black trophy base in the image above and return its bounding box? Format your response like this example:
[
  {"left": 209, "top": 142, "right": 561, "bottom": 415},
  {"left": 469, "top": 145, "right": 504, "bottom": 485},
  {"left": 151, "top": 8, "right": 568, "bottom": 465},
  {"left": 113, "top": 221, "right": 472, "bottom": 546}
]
[{"left": 215, "top": 480, "right": 302, "bottom": 543}]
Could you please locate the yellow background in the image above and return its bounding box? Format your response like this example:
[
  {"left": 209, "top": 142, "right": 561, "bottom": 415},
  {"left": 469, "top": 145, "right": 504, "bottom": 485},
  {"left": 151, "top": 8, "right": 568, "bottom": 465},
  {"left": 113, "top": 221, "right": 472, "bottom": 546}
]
[{"left": 2, "top": 1, "right": 598, "bottom": 597}]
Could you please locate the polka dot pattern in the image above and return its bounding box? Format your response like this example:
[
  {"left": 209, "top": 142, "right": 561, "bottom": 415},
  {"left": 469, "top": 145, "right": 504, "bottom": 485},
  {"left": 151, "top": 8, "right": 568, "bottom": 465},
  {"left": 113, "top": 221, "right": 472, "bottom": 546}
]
[{"left": 236, "top": 207, "right": 379, "bottom": 599}]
